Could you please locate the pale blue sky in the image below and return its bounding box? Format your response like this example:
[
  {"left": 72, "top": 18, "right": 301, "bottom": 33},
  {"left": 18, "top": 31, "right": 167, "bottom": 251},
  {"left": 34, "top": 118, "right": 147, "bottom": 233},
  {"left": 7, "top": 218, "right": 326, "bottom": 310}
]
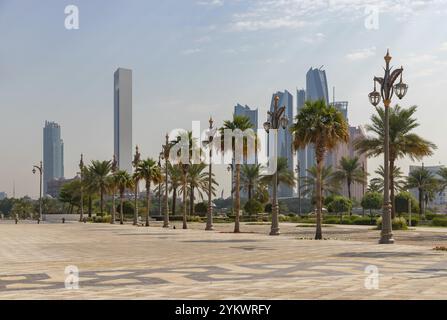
[{"left": 1, "top": 0, "right": 447, "bottom": 198}]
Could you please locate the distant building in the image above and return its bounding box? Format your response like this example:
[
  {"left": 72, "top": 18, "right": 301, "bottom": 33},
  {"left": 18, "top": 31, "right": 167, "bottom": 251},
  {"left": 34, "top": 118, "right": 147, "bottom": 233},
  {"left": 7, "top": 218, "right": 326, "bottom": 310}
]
[
  {"left": 233, "top": 104, "right": 258, "bottom": 199},
  {"left": 46, "top": 178, "right": 75, "bottom": 199},
  {"left": 409, "top": 165, "right": 447, "bottom": 207},
  {"left": 326, "top": 126, "right": 368, "bottom": 202},
  {"left": 43, "top": 121, "right": 64, "bottom": 195},
  {"left": 114, "top": 68, "right": 133, "bottom": 174},
  {"left": 268, "top": 90, "right": 294, "bottom": 198},
  {"left": 0, "top": 192, "right": 6, "bottom": 200}
]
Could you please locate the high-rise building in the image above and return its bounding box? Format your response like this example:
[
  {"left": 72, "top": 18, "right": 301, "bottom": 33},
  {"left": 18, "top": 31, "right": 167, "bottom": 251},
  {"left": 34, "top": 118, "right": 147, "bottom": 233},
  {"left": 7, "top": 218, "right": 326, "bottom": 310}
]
[
  {"left": 233, "top": 104, "right": 258, "bottom": 199},
  {"left": 268, "top": 90, "right": 294, "bottom": 198},
  {"left": 0, "top": 192, "right": 6, "bottom": 200},
  {"left": 306, "top": 67, "right": 329, "bottom": 104},
  {"left": 114, "top": 68, "right": 133, "bottom": 174},
  {"left": 43, "top": 121, "right": 64, "bottom": 195},
  {"left": 234, "top": 104, "right": 258, "bottom": 130}
]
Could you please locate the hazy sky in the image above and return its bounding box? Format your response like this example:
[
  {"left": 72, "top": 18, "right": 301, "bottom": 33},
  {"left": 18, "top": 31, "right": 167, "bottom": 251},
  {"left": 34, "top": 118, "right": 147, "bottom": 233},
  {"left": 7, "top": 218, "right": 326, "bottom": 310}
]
[{"left": 1, "top": 0, "right": 447, "bottom": 198}]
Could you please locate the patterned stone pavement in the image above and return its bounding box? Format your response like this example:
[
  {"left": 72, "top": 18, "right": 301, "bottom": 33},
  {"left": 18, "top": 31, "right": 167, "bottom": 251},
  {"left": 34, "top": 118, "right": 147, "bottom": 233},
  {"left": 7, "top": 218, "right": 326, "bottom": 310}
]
[{"left": 1, "top": 221, "right": 447, "bottom": 299}]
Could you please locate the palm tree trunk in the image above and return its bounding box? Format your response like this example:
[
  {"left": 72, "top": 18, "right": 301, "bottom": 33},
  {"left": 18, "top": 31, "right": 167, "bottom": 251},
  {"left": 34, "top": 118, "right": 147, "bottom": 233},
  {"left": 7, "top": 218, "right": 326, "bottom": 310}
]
[
  {"left": 183, "top": 176, "right": 188, "bottom": 230},
  {"left": 347, "top": 180, "right": 352, "bottom": 216},
  {"left": 189, "top": 185, "right": 194, "bottom": 216},
  {"left": 234, "top": 163, "right": 241, "bottom": 233},
  {"left": 172, "top": 187, "right": 177, "bottom": 216},
  {"left": 133, "top": 182, "right": 138, "bottom": 225},
  {"left": 390, "top": 160, "right": 396, "bottom": 219},
  {"left": 111, "top": 188, "right": 116, "bottom": 224},
  {"left": 100, "top": 190, "right": 104, "bottom": 215},
  {"left": 88, "top": 196, "right": 92, "bottom": 218},
  {"left": 120, "top": 193, "right": 124, "bottom": 225},
  {"left": 248, "top": 184, "right": 252, "bottom": 201},
  {"left": 315, "top": 159, "right": 323, "bottom": 240},
  {"left": 145, "top": 182, "right": 151, "bottom": 227},
  {"left": 418, "top": 187, "right": 423, "bottom": 218}
]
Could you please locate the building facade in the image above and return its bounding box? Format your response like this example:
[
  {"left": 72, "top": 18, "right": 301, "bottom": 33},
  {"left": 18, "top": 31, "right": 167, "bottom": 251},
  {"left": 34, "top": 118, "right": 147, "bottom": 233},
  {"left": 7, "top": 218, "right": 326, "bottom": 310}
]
[
  {"left": 43, "top": 121, "right": 64, "bottom": 195},
  {"left": 114, "top": 68, "right": 133, "bottom": 174}
]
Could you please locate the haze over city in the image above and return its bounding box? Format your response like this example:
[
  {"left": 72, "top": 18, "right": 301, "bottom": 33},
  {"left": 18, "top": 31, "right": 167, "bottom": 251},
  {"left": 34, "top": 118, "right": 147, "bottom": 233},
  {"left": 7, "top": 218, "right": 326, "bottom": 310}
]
[{"left": 1, "top": 0, "right": 447, "bottom": 198}]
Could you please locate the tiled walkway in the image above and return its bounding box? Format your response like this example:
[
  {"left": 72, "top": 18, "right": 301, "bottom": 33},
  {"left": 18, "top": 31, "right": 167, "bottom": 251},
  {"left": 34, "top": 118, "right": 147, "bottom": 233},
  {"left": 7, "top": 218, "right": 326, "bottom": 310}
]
[{"left": 1, "top": 222, "right": 447, "bottom": 299}]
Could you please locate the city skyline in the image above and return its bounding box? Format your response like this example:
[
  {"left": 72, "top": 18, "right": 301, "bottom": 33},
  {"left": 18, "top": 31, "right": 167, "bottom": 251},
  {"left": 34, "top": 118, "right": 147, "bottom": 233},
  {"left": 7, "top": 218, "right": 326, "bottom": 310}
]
[{"left": 1, "top": 0, "right": 447, "bottom": 198}]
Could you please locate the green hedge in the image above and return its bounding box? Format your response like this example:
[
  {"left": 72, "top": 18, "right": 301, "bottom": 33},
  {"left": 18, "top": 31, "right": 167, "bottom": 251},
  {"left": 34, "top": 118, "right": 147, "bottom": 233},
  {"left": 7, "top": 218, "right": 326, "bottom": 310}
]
[
  {"left": 376, "top": 217, "right": 407, "bottom": 230},
  {"left": 432, "top": 217, "right": 447, "bottom": 227}
]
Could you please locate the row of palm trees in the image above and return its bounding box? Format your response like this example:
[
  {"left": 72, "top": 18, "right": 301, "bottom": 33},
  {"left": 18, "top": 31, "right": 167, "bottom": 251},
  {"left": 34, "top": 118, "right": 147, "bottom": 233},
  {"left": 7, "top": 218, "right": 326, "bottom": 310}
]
[{"left": 72, "top": 100, "right": 434, "bottom": 240}]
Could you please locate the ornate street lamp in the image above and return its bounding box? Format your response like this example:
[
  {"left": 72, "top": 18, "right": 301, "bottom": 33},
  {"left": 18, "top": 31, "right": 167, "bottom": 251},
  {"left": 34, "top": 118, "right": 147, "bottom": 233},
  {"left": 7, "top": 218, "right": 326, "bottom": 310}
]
[
  {"left": 32, "top": 161, "right": 43, "bottom": 223},
  {"left": 369, "top": 49, "right": 408, "bottom": 244},
  {"left": 202, "top": 117, "right": 217, "bottom": 231},
  {"left": 132, "top": 145, "right": 141, "bottom": 226},
  {"left": 162, "top": 134, "right": 170, "bottom": 228},
  {"left": 264, "top": 95, "right": 288, "bottom": 236},
  {"left": 158, "top": 152, "right": 163, "bottom": 218},
  {"left": 79, "top": 154, "right": 84, "bottom": 222}
]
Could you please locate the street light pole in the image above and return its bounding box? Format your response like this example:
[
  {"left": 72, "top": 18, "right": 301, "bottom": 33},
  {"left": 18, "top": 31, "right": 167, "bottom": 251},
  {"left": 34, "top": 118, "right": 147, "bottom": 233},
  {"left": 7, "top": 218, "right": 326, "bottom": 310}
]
[
  {"left": 162, "top": 134, "right": 170, "bottom": 228},
  {"left": 158, "top": 153, "right": 162, "bottom": 218},
  {"left": 205, "top": 117, "right": 216, "bottom": 231},
  {"left": 264, "top": 95, "right": 289, "bottom": 236},
  {"left": 79, "top": 154, "right": 84, "bottom": 222},
  {"left": 111, "top": 155, "right": 117, "bottom": 224},
  {"left": 368, "top": 49, "right": 408, "bottom": 244},
  {"left": 296, "top": 162, "right": 301, "bottom": 216},
  {"left": 133, "top": 145, "right": 141, "bottom": 226},
  {"left": 32, "top": 161, "right": 43, "bottom": 223}
]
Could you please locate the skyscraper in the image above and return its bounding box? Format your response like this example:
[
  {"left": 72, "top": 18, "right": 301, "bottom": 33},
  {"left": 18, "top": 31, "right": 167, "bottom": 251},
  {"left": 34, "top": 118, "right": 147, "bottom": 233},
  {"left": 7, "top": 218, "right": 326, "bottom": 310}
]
[
  {"left": 269, "top": 90, "right": 294, "bottom": 198},
  {"left": 114, "top": 68, "right": 133, "bottom": 174},
  {"left": 234, "top": 104, "right": 258, "bottom": 130},
  {"left": 43, "top": 121, "right": 64, "bottom": 195},
  {"left": 306, "top": 67, "right": 329, "bottom": 104}
]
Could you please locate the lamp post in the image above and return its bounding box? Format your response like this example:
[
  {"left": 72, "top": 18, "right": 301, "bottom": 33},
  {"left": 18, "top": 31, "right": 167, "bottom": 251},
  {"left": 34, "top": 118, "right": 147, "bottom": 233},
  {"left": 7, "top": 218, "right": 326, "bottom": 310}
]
[
  {"left": 133, "top": 145, "right": 141, "bottom": 226},
  {"left": 158, "top": 152, "right": 163, "bottom": 218},
  {"left": 32, "top": 161, "right": 43, "bottom": 223},
  {"left": 263, "top": 95, "right": 289, "bottom": 236},
  {"left": 162, "top": 134, "right": 170, "bottom": 228},
  {"left": 79, "top": 154, "right": 84, "bottom": 222},
  {"left": 111, "top": 155, "right": 117, "bottom": 224},
  {"left": 368, "top": 49, "right": 408, "bottom": 244},
  {"left": 295, "top": 162, "right": 301, "bottom": 216},
  {"left": 203, "top": 117, "right": 217, "bottom": 231}
]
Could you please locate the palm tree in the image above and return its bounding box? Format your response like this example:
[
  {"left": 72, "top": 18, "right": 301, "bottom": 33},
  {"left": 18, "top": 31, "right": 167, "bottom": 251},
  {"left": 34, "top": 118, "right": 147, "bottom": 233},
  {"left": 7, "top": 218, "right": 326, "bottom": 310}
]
[
  {"left": 260, "top": 157, "right": 296, "bottom": 192},
  {"left": 370, "top": 165, "right": 406, "bottom": 194},
  {"left": 291, "top": 99, "right": 349, "bottom": 239},
  {"left": 186, "top": 163, "right": 215, "bottom": 216},
  {"left": 114, "top": 170, "right": 134, "bottom": 225},
  {"left": 438, "top": 167, "right": 447, "bottom": 211},
  {"left": 332, "top": 156, "right": 367, "bottom": 201},
  {"left": 220, "top": 115, "right": 256, "bottom": 233},
  {"left": 168, "top": 163, "right": 182, "bottom": 216},
  {"left": 407, "top": 167, "right": 438, "bottom": 219},
  {"left": 135, "top": 159, "right": 161, "bottom": 227},
  {"left": 301, "top": 165, "right": 340, "bottom": 199},
  {"left": 106, "top": 175, "right": 118, "bottom": 223},
  {"left": 240, "top": 164, "right": 262, "bottom": 201},
  {"left": 354, "top": 105, "right": 437, "bottom": 218},
  {"left": 87, "top": 160, "right": 112, "bottom": 215}
]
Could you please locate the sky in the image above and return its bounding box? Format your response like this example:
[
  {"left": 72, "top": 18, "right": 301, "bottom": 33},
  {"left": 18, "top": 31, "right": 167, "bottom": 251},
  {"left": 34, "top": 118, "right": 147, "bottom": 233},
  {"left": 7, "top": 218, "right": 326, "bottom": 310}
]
[{"left": 1, "top": 0, "right": 447, "bottom": 199}]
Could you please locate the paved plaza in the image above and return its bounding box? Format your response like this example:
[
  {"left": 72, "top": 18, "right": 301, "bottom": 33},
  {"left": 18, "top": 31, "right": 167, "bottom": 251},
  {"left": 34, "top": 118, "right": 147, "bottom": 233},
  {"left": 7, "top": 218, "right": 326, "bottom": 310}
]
[{"left": 1, "top": 221, "right": 447, "bottom": 299}]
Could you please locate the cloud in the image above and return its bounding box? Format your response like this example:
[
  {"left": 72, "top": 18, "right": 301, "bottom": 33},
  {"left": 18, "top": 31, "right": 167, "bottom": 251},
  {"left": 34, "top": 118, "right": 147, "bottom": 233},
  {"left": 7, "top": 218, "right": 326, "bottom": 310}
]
[
  {"left": 196, "top": 0, "right": 224, "bottom": 6},
  {"left": 301, "top": 32, "right": 326, "bottom": 44},
  {"left": 227, "top": 0, "right": 447, "bottom": 32},
  {"left": 346, "top": 47, "right": 376, "bottom": 60},
  {"left": 181, "top": 48, "right": 202, "bottom": 55}
]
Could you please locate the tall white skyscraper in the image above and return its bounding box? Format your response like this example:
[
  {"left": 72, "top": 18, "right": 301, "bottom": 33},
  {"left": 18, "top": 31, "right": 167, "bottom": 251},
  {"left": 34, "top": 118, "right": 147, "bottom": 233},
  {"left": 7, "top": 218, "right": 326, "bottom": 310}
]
[{"left": 114, "top": 68, "right": 133, "bottom": 173}]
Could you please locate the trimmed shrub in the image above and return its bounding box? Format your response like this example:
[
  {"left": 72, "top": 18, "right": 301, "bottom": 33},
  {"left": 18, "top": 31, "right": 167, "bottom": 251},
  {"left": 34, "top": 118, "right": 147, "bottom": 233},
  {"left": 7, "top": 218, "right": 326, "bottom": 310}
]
[
  {"left": 395, "top": 192, "right": 419, "bottom": 214},
  {"left": 327, "top": 196, "right": 352, "bottom": 214},
  {"left": 377, "top": 216, "right": 408, "bottom": 230},
  {"left": 244, "top": 199, "right": 264, "bottom": 215},
  {"left": 432, "top": 217, "right": 447, "bottom": 227},
  {"left": 194, "top": 202, "right": 208, "bottom": 215},
  {"left": 401, "top": 214, "right": 419, "bottom": 226},
  {"left": 425, "top": 211, "right": 437, "bottom": 221}
]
